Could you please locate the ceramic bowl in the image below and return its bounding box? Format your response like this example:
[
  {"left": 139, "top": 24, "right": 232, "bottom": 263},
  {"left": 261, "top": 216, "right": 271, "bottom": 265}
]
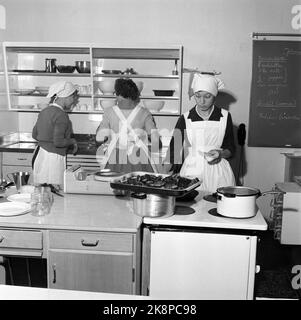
[
  {"left": 143, "top": 100, "right": 165, "bottom": 112},
  {"left": 97, "top": 80, "right": 115, "bottom": 95},
  {"left": 135, "top": 81, "right": 144, "bottom": 93},
  {"left": 99, "top": 99, "right": 116, "bottom": 109},
  {"left": 56, "top": 65, "right": 76, "bottom": 73},
  {"left": 153, "top": 90, "right": 175, "bottom": 96}
]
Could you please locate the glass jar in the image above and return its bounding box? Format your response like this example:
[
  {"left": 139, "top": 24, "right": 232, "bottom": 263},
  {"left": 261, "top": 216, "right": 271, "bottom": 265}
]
[{"left": 31, "top": 186, "right": 53, "bottom": 216}]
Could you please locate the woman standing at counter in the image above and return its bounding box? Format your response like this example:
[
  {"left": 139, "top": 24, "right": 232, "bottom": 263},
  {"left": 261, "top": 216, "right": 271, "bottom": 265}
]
[
  {"left": 165, "top": 73, "right": 236, "bottom": 193},
  {"left": 32, "top": 81, "right": 79, "bottom": 190},
  {"left": 96, "top": 78, "right": 162, "bottom": 173}
]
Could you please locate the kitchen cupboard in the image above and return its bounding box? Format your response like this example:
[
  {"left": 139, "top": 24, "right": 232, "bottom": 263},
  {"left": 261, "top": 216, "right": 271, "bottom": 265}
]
[
  {"left": 48, "top": 230, "right": 139, "bottom": 294},
  {"left": 144, "top": 229, "right": 258, "bottom": 300},
  {"left": 0, "top": 228, "right": 43, "bottom": 257},
  {"left": 2, "top": 42, "right": 183, "bottom": 116}
]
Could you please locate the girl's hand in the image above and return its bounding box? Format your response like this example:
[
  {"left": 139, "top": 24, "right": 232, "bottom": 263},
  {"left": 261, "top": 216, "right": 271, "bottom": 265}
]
[{"left": 205, "top": 149, "right": 222, "bottom": 164}]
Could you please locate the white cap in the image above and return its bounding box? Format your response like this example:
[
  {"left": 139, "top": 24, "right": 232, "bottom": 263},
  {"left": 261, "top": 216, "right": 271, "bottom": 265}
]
[
  {"left": 191, "top": 74, "right": 225, "bottom": 97},
  {"left": 46, "top": 81, "right": 77, "bottom": 98}
]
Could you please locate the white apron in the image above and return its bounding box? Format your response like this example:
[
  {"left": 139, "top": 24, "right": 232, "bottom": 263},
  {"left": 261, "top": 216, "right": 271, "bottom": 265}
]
[
  {"left": 179, "top": 107, "right": 235, "bottom": 193},
  {"left": 33, "top": 146, "right": 65, "bottom": 186},
  {"left": 99, "top": 105, "right": 159, "bottom": 173}
]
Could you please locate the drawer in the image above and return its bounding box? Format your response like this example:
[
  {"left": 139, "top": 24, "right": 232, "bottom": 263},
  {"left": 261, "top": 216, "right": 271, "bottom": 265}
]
[
  {"left": 49, "top": 231, "right": 133, "bottom": 252},
  {"left": 2, "top": 152, "right": 33, "bottom": 166},
  {"left": 0, "top": 229, "right": 43, "bottom": 250}
]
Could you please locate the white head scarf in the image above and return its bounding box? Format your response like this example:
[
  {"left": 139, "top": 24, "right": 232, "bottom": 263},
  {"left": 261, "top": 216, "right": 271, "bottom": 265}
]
[
  {"left": 191, "top": 74, "right": 225, "bottom": 97},
  {"left": 46, "top": 81, "right": 77, "bottom": 98}
]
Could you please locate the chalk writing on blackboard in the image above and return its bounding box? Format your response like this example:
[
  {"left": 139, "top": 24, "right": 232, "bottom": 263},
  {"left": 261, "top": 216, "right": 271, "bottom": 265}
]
[{"left": 248, "top": 40, "right": 301, "bottom": 148}]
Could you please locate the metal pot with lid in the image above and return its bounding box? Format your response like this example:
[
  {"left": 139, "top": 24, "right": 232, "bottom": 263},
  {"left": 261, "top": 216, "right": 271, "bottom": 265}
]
[
  {"left": 131, "top": 192, "right": 175, "bottom": 218},
  {"left": 216, "top": 186, "right": 285, "bottom": 218}
]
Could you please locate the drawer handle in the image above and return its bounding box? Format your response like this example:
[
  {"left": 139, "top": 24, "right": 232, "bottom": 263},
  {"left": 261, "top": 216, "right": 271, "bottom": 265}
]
[
  {"left": 81, "top": 239, "right": 99, "bottom": 247},
  {"left": 52, "top": 264, "right": 56, "bottom": 283},
  {"left": 17, "top": 158, "right": 28, "bottom": 161},
  {"left": 0, "top": 236, "right": 4, "bottom": 243}
]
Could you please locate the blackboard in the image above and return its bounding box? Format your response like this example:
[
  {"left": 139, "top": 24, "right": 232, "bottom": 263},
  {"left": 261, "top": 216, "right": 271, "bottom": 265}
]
[{"left": 248, "top": 40, "right": 301, "bottom": 147}]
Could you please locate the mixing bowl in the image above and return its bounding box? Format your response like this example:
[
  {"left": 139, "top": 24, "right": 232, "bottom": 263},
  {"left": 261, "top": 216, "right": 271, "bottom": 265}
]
[
  {"left": 57, "top": 65, "right": 76, "bottom": 73},
  {"left": 99, "top": 99, "right": 117, "bottom": 109},
  {"left": 143, "top": 100, "right": 165, "bottom": 112},
  {"left": 98, "top": 80, "right": 115, "bottom": 95},
  {"left": 75, "top": 61, "right": 91, "bottom": 73}
]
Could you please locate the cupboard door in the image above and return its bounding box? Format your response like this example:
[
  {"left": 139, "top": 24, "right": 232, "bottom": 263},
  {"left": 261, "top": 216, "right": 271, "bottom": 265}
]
[
  {"left": 149, "top": 231, "right": 256, "bottom": 300},
  {"left": 48, "top": 250, "right": 134, "bottom": 294}
]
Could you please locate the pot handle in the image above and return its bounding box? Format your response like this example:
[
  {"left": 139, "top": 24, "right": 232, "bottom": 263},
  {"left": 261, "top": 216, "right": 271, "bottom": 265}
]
[
  {"left": 259, "top": 190, "right": 286, "bottom": 197},
  {"left": 131, "top": 192, "right": 147, "bottom": 200}
]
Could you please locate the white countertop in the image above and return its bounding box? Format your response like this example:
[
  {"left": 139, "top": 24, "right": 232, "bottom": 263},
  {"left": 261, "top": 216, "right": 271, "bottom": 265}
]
[
  {"left": 0, "top": 285, "right": 150, "bottom": 300},
  {"left": 143, "top": 192, "right": 268, "bottom": 231},
  {"left": 0, "top": 191, "right": 142, "bottom": 233},
  {"left": 0, "top": 189, "right": 267, "bottom": 232}
]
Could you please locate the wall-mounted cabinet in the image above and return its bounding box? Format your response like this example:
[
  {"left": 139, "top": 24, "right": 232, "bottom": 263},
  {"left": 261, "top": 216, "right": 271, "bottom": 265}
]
[{"left": 2, "top": 42, "right": 183, "bottom": 116}]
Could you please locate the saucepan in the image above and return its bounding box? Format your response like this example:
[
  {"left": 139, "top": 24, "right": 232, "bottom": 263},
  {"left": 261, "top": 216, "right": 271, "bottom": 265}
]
[
  {"left": 216, "top": 186, "right": 285, "bottom": 218},
  {"left": 131, "top": 192, "right": 175, "bottom": 218}
]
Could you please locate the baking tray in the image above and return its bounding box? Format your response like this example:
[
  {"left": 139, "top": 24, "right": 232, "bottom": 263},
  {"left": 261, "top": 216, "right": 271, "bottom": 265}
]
[{"left": 110, "top": 171, "right": 201, "bottom": 196}]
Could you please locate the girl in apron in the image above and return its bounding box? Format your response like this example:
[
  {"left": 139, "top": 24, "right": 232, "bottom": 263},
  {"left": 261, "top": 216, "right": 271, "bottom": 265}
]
[
  {"left": 32, "top": 81, "right": 79, "bottom": 190},
  {"left": 165, "top": 73, "right": 236, "bottom": 193},
  {"left": 96, "top": 78, "right": 162, "bottom": 174}
]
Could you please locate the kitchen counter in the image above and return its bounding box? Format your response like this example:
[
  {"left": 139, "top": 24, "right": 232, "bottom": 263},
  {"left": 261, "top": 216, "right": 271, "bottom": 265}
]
[
  {"left": 0, "top": 190, "right": 267, "bottom": 297},
  {"left": 0, "top": 285, "right": 151, "bottom": 300},
  {"left": 0, "top": 192, "right": 142, "bottom": 232},
  {"left": 0, "top": 190, "right": 267, "bottom": 232}
]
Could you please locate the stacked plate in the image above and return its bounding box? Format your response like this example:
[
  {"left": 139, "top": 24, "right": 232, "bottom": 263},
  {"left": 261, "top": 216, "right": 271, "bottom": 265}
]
[
  {"left": 0, "top": 192, "right": 32, "bottom": 217},
  {"left": 0, "top": 201, "right": 31, "bottom": 217}
]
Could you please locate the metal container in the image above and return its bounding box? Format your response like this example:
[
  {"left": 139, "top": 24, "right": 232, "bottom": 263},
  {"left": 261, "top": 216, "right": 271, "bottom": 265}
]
[
  {"left": 216, "top": 186, "right": 284, "bottom": 218},
  {"left": 7, "top": 171, "right": 30, "bottom": 192},
  {"left": 75, "top": 61, "right": 91, "bottom": 73},
  {"left": 131, "top": 193, "right": 175, "bottom": 218},
  {"left": 45, "top": 58, "right": 57, "bottom": 73},
  {"left": 110, "top": 171, "right": 201, "bottom": 197}
]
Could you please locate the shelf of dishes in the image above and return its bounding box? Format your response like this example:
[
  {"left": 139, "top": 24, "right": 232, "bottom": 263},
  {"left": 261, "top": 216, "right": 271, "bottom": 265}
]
[
  {"left": 10, "top": 84, "right": 179, "bottom": 100},
  {"left": 10, "top": 98, "right": 178, "bottom": 115},
  {"left": 8, "top": 71, "right": 179, "bottom": 79}
]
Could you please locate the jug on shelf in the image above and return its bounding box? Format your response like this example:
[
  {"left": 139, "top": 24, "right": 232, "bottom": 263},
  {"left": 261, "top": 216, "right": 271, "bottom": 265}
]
[{"left": 7, "top": 171, "right": 31, "bottom": 192}]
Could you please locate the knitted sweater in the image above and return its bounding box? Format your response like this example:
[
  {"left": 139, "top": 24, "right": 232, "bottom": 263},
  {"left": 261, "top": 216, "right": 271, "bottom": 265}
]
[{"left": 32, "top": 105, "right": 74, "bottom": 156}]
